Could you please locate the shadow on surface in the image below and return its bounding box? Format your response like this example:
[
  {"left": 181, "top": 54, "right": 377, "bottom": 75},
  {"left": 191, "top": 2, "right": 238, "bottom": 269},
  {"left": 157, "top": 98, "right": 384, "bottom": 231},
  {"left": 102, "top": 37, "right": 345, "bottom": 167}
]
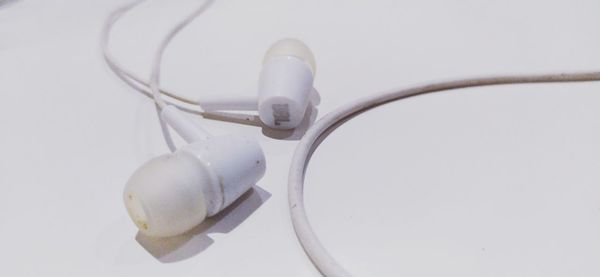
[
  {"left": 135, "top": 185, "right": 271, "bottom": 263},
  {"left": 0, "top": 0, "right": 18, "bottom": 8}
]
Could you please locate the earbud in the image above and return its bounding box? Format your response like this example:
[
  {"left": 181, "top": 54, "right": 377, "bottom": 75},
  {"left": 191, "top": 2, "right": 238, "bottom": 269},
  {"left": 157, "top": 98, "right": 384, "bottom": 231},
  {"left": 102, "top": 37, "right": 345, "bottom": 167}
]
[
  {"left": 198, "top": 38, "right": 317, "bottom": 130},
  {"left": 121, "top": 39, "right": 315, "bottom": 237},
  {"left": 258, "top": 38, "right": 316, "bottom": 129},
  {"left": 124, "top": 106, "right": 266, "bottom": 237}
]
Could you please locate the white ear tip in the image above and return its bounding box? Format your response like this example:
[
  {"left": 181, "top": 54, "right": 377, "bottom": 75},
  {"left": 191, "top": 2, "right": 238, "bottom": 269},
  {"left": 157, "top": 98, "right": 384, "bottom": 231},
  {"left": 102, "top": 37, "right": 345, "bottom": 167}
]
[
  {"left": 264, "top": 38, "right": 316, "bottom": 75},
  {"left": 123, "top": 135, "right": 266, "bottom": 237},
  {"left": 123, "top": 152, "right": 209, "bottom": 237}
]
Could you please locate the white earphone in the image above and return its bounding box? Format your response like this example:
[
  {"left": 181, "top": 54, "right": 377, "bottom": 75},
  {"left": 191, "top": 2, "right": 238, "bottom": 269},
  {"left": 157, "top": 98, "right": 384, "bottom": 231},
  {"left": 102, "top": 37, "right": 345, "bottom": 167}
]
[
  {"left": 121, "top": 38, "right": 316, "bottom": 237},
  {"left": 124, "top": 105, "right": 267, "bottom": 237},
  {"left": 104, "top": 1, "right": 600, "bottom": 276},
  {"left": 103, "top": 1, "right": 318, "bottom": 237},
  {"left": 199, "top": 38, "right": 317, "bottom": 130}
]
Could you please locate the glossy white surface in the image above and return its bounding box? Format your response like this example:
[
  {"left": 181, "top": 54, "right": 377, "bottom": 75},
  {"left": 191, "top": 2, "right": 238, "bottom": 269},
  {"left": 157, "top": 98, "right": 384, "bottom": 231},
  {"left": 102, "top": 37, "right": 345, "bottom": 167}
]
[{"left": 0, "top": 0, "right": 599, "bottom": 276}]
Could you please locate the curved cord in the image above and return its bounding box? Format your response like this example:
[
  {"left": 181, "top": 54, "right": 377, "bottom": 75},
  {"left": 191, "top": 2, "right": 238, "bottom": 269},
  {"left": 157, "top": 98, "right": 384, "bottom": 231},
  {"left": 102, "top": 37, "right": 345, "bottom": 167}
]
[
  {"left": 102, "top": 0, "right": 263, "bottom": 137},
  {"left": 101, "top": 0, "right": 199, "bottom": 106},
  {"left": 148, "top": 0, "right": 216, "bottom": 109},
  {"left": 288, "top": 71, "right": 600, "bottom": 277},
  {"left": 101, "top": 0, "right": 186, "bottom": 152},
  {"left": 147, "top": 0, "right": 215, "bottom": 151},
  {"left": 103, "top": 0, "right": 216, "bottom": 152}
]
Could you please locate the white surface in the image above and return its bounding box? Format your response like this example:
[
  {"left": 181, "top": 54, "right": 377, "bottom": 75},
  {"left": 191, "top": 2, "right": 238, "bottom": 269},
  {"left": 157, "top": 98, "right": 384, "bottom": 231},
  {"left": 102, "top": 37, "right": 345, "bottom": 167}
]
[{"left": 0, "top": 0, "right": 599, "bottom": 276}]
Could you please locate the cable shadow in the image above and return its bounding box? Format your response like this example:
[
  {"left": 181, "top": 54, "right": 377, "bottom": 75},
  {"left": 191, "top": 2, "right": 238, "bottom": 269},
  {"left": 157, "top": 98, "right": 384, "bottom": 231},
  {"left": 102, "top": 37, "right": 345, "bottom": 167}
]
[{"left": 135, "top": 185, "right": 271, "bottom": 263}]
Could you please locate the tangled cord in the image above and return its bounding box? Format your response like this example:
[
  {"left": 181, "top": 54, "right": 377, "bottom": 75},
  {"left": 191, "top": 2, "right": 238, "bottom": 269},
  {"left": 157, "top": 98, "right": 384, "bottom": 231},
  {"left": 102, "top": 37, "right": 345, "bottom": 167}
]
[{"left": 288, "top": 72, "right": 600, "bottom": 276}]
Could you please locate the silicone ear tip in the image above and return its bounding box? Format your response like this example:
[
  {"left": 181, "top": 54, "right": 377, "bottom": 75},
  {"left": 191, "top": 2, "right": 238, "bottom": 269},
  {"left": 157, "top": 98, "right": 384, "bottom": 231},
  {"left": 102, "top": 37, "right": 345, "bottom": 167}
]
[
  {"left": 123, "top": 135, "right": 266, "bottom": 237},
  {"left": 123, "top": 152, "right": 209, "bottom": 237},
  {"left": 263, "top": 38, "right": 316, "bottom": 75}
]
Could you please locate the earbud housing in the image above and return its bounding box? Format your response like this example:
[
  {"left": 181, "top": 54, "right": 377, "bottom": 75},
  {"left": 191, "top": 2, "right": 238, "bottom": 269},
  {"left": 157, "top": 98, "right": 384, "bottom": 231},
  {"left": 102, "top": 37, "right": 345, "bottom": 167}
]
[
  {"left": 123, "top": 134, "right": 266, "bottom": 237},
  {"left": 258, "top": 39, "right": 316, "bottom": 129}
]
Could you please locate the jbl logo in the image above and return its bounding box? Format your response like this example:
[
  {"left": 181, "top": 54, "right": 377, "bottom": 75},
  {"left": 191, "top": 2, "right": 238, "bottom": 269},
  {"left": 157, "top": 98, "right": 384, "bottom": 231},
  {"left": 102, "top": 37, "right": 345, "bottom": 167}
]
[{"left": 272, "top": 104, "right": 290, "bottom": 126}]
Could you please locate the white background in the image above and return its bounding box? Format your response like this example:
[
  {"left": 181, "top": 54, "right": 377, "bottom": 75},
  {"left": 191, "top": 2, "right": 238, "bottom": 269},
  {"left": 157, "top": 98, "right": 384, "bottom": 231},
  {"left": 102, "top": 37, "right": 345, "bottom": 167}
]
[{"left": 1, "top": 0, "right": 599, "bottom": 276}]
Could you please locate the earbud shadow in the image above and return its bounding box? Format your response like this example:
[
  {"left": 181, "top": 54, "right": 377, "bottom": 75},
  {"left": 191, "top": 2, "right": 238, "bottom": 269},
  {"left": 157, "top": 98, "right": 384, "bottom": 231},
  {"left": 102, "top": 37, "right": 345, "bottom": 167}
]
[{"left": 135, "top": 185, "right": 271, "bottom": 263}]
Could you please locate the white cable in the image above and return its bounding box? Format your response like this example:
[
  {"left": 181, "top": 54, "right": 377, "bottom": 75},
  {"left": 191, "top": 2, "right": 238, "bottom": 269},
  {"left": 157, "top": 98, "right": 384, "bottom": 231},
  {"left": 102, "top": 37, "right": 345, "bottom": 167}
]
[
  {"left": 103, "top": 2, "right": 600, "bottom": 275},
  {"left": 102, "top": 0, "right": 264, "bottom": 150},
  {"left": 102, "top": 0, "right": 216, "bottom": 152},
  {"left": 101, "top": 0, "right": 199, "bottom": 106},
  {"left": 288, "top": 71, "right": 600, "bottom": 277},
  {"left": 148, "top": 0, "right": 215, "bottom": 109},
  {"left": 147, "top": 0, "right": 215, "bottom": 151},
  {"left": 102, "top": 4, "right": 262, "bottom": 122}
]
